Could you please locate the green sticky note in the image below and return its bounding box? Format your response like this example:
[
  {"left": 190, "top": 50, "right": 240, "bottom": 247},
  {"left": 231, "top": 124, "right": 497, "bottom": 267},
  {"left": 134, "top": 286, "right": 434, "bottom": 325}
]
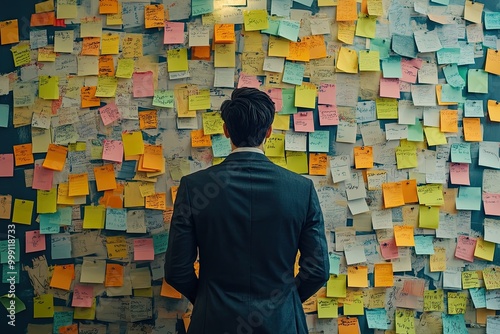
[
  {"left": 261, "top": 17, "right": 281, "bottom": 36},
  {"left": 370, "top": 38, "right": 391, "bottom": 59},
  {"left": 0, "top": 104, "right": 8, "bottom": 127},
  {"left": 153, "top": 231, "right": 169, "bottom": 255},
  {"left": 279, "top": 88, "right": 297, "bottom": 115},
  {"left": 309, "top": 131, "right": 329, "bottom": 153},
  {"left": 153, "top": 90, "right": 174, "bottom": 108},
  {"left": 0, "top": 294, "right": 26, "bottom": 314},
  {"left": 467, "top": 69, "right": 488, "bottom": 94},
  {"left": 382, "top": 56, "right": 402, "bottom": 78},
  {"left": 407, "top": 119, "right": 424, "bottom": 142}
]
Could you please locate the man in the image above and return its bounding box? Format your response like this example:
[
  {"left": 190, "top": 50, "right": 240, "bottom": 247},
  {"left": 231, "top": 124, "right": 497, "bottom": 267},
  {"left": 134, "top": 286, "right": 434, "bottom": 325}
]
[{"left": 165, "top": 88, "right": 329, "bottom": 334}]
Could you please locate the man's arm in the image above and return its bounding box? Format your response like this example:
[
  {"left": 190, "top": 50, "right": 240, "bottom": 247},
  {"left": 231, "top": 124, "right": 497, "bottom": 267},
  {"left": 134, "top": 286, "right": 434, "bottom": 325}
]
[
  {"left": 295, "top": 180, "right": 329, "bottom": 303},
  {"left": 164, "top": 177, "right": 198, "bottom": 304}
]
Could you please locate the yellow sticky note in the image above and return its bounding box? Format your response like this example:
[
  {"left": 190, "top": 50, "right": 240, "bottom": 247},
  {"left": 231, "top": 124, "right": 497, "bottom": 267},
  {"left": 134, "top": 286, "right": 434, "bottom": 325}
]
[
  {"left": 374, "top": 263, "right": 394, "bottom": 287},
  {"left": 285, "top": 151, "right": 308, "bottom": 174},
  {"left": 57, "top": 0, "right": 77, "bottom": 19},
  {"left": 145, "top": 192, "right": 167, "bottom": 210},
  {"left": 395, "top": 146, "right": 418, "bottom": 169},
  {"left": 337, "top": 21, "right": 356, "bottom": 45},
  {"left": 268, "top": 36, "right": 289, "bottom": 57},
  {"left": 167, "top": 48, "right": 188, "bottom": 72},
  {"left": 122, "top": 34, "right": 143, "bottom": 59},
  {"left": 83, "top": 205, "right": 106, "bottom": 229},
  {"left": 73, "top": 298, "right": 96, "bottom": 320},
  {"left": 393, "top": 225, "right": 415, "bottom": 246},
  {"left": 447, "top": 292, "right": 467, "bottom": 314},
  {"left": 464, "top": 0, "right": 484, "bottom": 24},
  {"left": 355, "top": 16, "right": 377, "bottom": 39},
  {"left": 483, "top": 267, "right": 500, "bottom": 290},
  {"left": 11, "top": 44, "right": 31, "bottom": 67},
  {"left": 243, "top": 9, "right": 269, "bottom": 31},
  {"left": 116, "top": 59, "right": 135, "bottom": 79},
  {"left": 122, "top": 131, "right": 145, "bottom": 156},
  {"left": 202, "top": 111, "right": 224, "bottom": 135},
  {"left": 214, "top": 43, "right": 236, "bottom": 68},
  {"left": 33, "top": 294, "right": 54, "bottom": 318},
  {"left": 317, "top": 298, "right": 338, "bottom": 318},
  {"left": 423, "top": 290, "right": 444, "bottom": 312},
  {"left": 343, "top": 290, "right": 364, "bottom": 315},
  {"left": 358, "top": 50, "right": 380, "bottom": 71},
  {"left": 337, "top": 47, "right": 358, "bottom": 73},
  {"left": 424, "top": 126, "right": 447, "bottom": 146},
  {"left": 107, "top": 3, "right": 123, "bottom": 25},
  {"left": 272, "top": 114, "right": 290, "bottom": 131},
  {"left": 376, "top": 97, "right": 398, "bottom": 119},
  {"left": 124, "top": 182, "right": 145, "bottom": 208},
  {"left": 461, "top": 271, "right": 480, "bottom": 289},
  {"left": 474, "top": 238, "right": 495, "bottom": 261},
  {"left": 35, "top": 0, "right": 55, "bottom": 13},
  {"left": 12, "top": 199, "right": 33, "bottom": 225},
  {"left": 347, "top": 265, "right": 368, "bottom": 287},
  {"left": 294, "top": 84, "right": 317, "bottom": 108},
  {"left": 101, "top": 33, "right": 120, "bottom": 55},
  {"left": 419, "top": 206, "right": 440, "bottom": 229},
  {"left": 95, "top": 77, "right": 117, "bottom": 98},
  {"left": 188, "top": 89, "right": 211, "bottom": 110},
  {"left": 264, "top": 133, "right": 285, "bottom": 157},
  {"left": 417, "top": 184, "right": 444, "bottom": 206},
  {"left": 326, "top": 274, "right": 347, "bottom": 298},
  {"left": 37, "top": 188, "right": 57, "bottom": 214},
  {"left": 395, "top": 309, "right": 415, "bottom": 334},
  {"left": 430, "top": 246, "right": 446, "bottom": 272},
  {"left": 38, "top": 47, "right": 57, "bottom": 62}
]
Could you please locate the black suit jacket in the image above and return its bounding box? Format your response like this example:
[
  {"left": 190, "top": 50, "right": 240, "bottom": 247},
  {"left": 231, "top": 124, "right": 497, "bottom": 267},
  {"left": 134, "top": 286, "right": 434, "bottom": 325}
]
[{"left": 165, "top": 151, "right": 329, "bottom": 334}]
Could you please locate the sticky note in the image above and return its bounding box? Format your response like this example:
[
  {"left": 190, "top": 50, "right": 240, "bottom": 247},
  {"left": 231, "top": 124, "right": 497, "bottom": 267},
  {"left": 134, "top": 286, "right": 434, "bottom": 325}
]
[
  {"left": 115, "top": 59, "right": 135, "bottom": 79},
  {"left": 12, "top": 199, "right": 33, "bottom": 225},
  {"left": 382, "top": 181, "right": 405, "bottom": 208},
  {"left": 243, "top": 9, "right": 269, "bottom": 31},
  {"left": 144, "top": 4, "right": 164, "bottom": 28},
  {"left": 337, "top": 21, "right": 355, "bottom": 44},
  {"left": 374, "top": 263, "right": 394, "bottom": 287},
  {"left": 294, "top": 84, "right": 317, "bottom": 108},
  {"left": 293, "top": 112, "right": 314, "bottom": 132},
  {"left": 376, "top": 97, "right": 398, "bottom": 119},
  {"left": 282, "top": 61, "right": 304, "bottom": 85},
  {"left": 317, "top": 298, "right": 338, "bottom": 318},
  {"left": 153, "top": 90, "right": 174, "bottom": 108},
  {"left": 424, "top": 126, "right": 447, "bottom": 146},
  {"left": 68, "top": 173, "right": 89, "bottom": 197},
  {"left": 337, "top": 0, "right": 358, "bottom": 21},
  {"left": 419, "top": 206, "right": 439, "bottom": 229},
  {"left": 214, "top": 24, "right": 235, "bottom": 44},
  {"left": 474, "top": 238, "right": 495, "bottom": 261},
  {"left": 440, "top": 109, "right": 458, "bottom": 132},
  {"left": 134, "top": 238, "right": 154, "bottom": 261},
  {"left": 463, "top": 117, "right": 482, "bottom": 141},
  {"left": 122, "top": 131, "right": 144, "bottom": 156},
  {"left": 0, "top": 294, "right": 25, "bottom": 314},
  {"left": 337, "top": 47, "right": 358, "bottom": 73},
  {"left": 343, "top": 290, "right": 364, "bottom": 315},
  {"left": 161, "top": 279, "right": 182, "bottom": 298},
  {"left": 50, "top": 264, "right": 74, "bottom": 291},
  {"left": 100, "top": 0, "right": 119, "bottom": 14},
  {"left": 347, "top": 265, "right": 368, "bottom": 287},
  {"left": 0, "top": 19, "right": 19, "bottom": 45},
  {"left": 33, "top": 294, "right": 54, "bottom": 318},
  {"left": 105, "top": 263, "right": 124, "bottom": 287},
  {"left": 424, "top": 289, "right": 444, "bottom": 312},
  {"left": 83, "top": 206, "right": 105, "bottom": 229},
  {"left": 448, "top": 291, "right": 467, "bottom": 314},
  {"left": 80, "top": 86, "right": 100, "bottom": 108},
  {"left": 353, "top": 146, "right": 373, "bottom": 169},
  {"left": 277, "top": 20, "right": 300, "bottom": 42}
]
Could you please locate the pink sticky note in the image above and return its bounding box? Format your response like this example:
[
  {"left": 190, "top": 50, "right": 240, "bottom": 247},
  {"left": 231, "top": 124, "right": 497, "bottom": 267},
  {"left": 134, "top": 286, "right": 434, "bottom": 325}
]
[
  {"left": 403, "top": 57, "right": 423, "bottom": 69},
  {"left": 265, "top": 88, "right": 282, "bottom": 112},
  {"left": 293, "top": 112, "right": 315, "bottom": 132},
  {"left": 134, "top": 238, "right": 154, "bottom": 261},
  {"left": 32, "top": 163, "right": 54, "bottom": 190},
  {"left": 0, "top": 154, "right": 14, "bottom": 177},
  {"left": 133, "top": 71, "right": 154, "bottom": 98},
  {"left": 400, "top": 62, "right": 418, "bottom": 83},
  {"left": 379, "top": 238, "right": 399, "bottom": 260},
  {"left": 72, "top": 284, "right": 94, "bottom": 308},
  {"left": 237, "top": 74, "right": 261, "bottom": 89},
  {"left": 483, "top": 193, "right": 500, "bottom": 216},
  {"left": 164, "top": 21, "right": 185, "bottom": 45},
  {"left": 99, "top": 103, "right": 121, "bottom": 126},
  {"left": 102, "top": 139, "right": 124, "bottom": 163},
  {"left": 26, "top": 230, "right": 46, "bottom": 253},
  {"left": 399, "top": 81, "right": 411, "bottom": 93},
  {"left": 318, "top": 83, "right": 336, "bottom": 105},
  {"left": 318, "top": 104, "right": 339, "bottom": 126},
  {"left": 380, "top": 78, "right": 400, "bottom": 98},
  {"left": 454, "top": 235, "right": 476, "bottom": 262},
  {"left": 450, "top": 162, "right": 470, "bottom": 185}
]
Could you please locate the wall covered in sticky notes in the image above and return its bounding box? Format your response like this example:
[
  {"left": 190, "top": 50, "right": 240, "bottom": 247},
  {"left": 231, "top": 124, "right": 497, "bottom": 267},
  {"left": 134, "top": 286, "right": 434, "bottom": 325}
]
[{"left": 1, "top": 0, "right": 500, "bottom": 333}]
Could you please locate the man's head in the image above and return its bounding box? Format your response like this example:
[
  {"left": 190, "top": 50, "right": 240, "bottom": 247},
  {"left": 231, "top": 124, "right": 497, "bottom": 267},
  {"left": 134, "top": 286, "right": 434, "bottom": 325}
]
[{"left": 221, "top": 88, "right": 275, "bottom": 148}]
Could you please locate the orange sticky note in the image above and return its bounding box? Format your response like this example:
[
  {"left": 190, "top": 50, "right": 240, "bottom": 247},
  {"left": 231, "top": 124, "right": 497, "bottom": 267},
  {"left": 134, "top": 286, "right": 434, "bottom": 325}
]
[
  {"left": 13, "top": 143, "right": 34, "bottom": 166},
  {"left": 68, "top": 173, "right": 89, "bottom": 197},
  {"left": 347, "top": 265, "right": 368, "bottom": 287},
  {"left": 161, "top": 279, "right": 182, "bottom": 298},
  {"left": 144, "top": 4, "right": 165, "bottom": 28},
  {"left": 287, "top": 40, "right": 310, "bottom": 62},
  {"left": 50, "top": 264, "right": 74, "bottom": 291},
  {"left": 59, "top": 324, "right": 78, "bottom": 334},
  {"left": 81, "top": 86, "right": 101, "bottom": 108},
  {"left": 31, "top": 12, "right": 55, "bottom": 27},
  {"left": 81, "top": 37, "right": 100, "bottom": 56},
  {"left": 309, "top": 153, "right": 328, "bottom": 176},
  {"left": 382, "top": 182, "right": 405, "bottom": 208},
  {"left": 192, "top": 45, "right": 211, "bottom": 60},
  {"left": 463, "top": 117, "right": 482, "bottom": 141},
  {"left": 374, "top": 263, "right": 394, "bottom": 287},
  {"left": 42, "top": 144, "right": 68, "bottom": 171},
  {"left": 214, "top": 24, "right": 235, "bottom": 44},
  {"left": 142, "top": 144, "right": 163, "bottom": 171},
  {"left": 138, "top": 110, "right": 158, "bottom": 129},
  {"left": 105, "top": 263, "right": 124, "bottom": 287},
  {"left": 304, "top": 35, "right": 327, "bottom": 60},
  {"left": 485, "top": 49, "right": 500, "bottom": 76},
  {"left": 94, "top": 164, "right": 117, "bottom": 191},
  {"left": 354, "top": 146, "right": 373, "bottom": 169},
  {"left": 402, "top": 179, "right": 418, "bottom": 203},
  {"left": 145, "top": 193, "right": 167, "bottom": 210},
  {"left": 338, "top": 316, "right": 360, "bottom": 334},
  {"left": 99, "top": 0, "right": 119, "bottom": 14},
  {"left": 191, "top": 129, "right": 212, "bottom": 147},
  {"left": 440, "top": 109, "right": 458, "bottom": 132},
  {"left": 337, "top": 0, "right": 358, "bottom": 21},
  {"left": 0, "top": 20, "right": 19, "bottom": 45},
  {"left": 394, "top": 225, "right": 415, "bottom": 246},
  {"left": 488, "top": 100, "right": 500, "bottom": 122}
]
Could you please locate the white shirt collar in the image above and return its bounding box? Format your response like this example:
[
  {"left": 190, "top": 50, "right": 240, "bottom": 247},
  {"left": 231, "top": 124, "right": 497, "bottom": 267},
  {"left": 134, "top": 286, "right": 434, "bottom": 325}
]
[{"left": 231, "top": 147, "right": 264, "bottom": 154}]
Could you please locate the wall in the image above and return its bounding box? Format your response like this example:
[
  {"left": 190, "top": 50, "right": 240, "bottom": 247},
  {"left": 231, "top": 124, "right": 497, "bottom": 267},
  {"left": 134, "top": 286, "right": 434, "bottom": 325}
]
[{"left": 0, "top": 0, "right": 500, "bottom": 333}]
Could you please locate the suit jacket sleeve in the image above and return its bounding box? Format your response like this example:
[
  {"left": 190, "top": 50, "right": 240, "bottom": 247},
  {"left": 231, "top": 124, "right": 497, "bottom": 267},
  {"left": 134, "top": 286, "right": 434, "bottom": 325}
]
[
  {"left": 295, "top": 180, "right": 329, "bottom": 302},
  {"left": 164, "top": 177, "right": 198, "bottom": 304}
]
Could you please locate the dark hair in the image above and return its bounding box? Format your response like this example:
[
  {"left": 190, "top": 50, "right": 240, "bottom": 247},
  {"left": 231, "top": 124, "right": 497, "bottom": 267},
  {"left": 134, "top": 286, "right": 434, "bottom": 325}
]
[{"left": 220, "top": 88, "right": 275, "bottom": 147}]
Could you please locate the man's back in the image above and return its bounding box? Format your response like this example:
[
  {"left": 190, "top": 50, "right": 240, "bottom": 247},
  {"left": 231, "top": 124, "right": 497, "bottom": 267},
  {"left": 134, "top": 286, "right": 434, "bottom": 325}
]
[{"left": 165, "top": 152, "right": 329, "bottom": 334}]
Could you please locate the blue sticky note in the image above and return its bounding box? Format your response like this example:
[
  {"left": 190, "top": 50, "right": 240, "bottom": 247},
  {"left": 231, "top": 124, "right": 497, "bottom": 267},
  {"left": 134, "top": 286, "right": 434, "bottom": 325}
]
[
  {"left": 392, "top": 34, "right": 417, "bottom": 58},
  {"left": 485, "top": 12, "right": 500, "bottom": 30},
  {"left": 53, "top": 311, "right": 73, "bottom": 334},
  {"left": 2, "top": 263, "right": 20, "bottom": 284},
  {"left": 279, "top": 88, "right": 297, "bottom": 115},
  {"left": 407, "top": 120, "right": 424, "bottom": 142},
  {"left": 464, "top": 100, "right": 484, "bottom": 117},
  {"left": 0, "top": 240, "right": 20, "bottom": 264},
  {"left": 442, "top": 314, "right": 467, "bottom": 334},
  {"left": 381, "top": 56, "right": 402, "bottom": 78},
  {"left": 212, "top": 134, "right": 232, "bottom": 158},
  {"left": 58, "top": 207, "right": 72, "bottom": 226},
  {"left": 40, "top": 216, "right": 61, "bottom": 234},
  {"left": 414, "top": 235, "right": 435, "bottom": 255},
  {"left": 145, "top": 210, "right": 164, "bottom": 232},
  {"left": 366, "top": 309, "right": 389, "bottom": 330},
  {"left": 431, "top": 0, "right": 449, "bottom": 4},
  {"left": 456, "top": 186, "right": 481, "bottom": 211},
  {"left": 51, "top": 234, "right": 72, "bottom": 260},
  {"left": 356, "top": 101, "right": 376, "bottom": 123},
  {"left": 117, "top": 160, "right": 137, "bottom": 179},
  {"left": 282, "top": 61, "right": 305, "bottom": 86},
  {"left": 0, "top": 104, "right": 8, "bottom": 128},
  {"left": 192, "top": 0, "right": 213, "bottom": 16},
  {"left": 437, "top": 48, "right": 461, "bottom": 64},
  {"left": 153, "top": 231, "right": 169, "bottom": 255},
  {"left": 451, "top": 143, "right": 471, "bottom": 163},
  {"left": 370, "top": 38, "right": 391, "bottom": 59},
  {"left": 443, "top": 64, "right": 465, "bottom": 88},
  {"left": 440, "top": 84, "right": 464, "bottom": 103},
  {"left": 329, "top": 252, "right": 340, "bottom": 275},
  {"left": 469, "top": 288, "right": 486, "bottom": 308},
  {"left": 277, "top": 20, "right": 300, "bottom": 42},
  {"left": 309, "top": 131, "right": 329, "bottom": 153},
  {"left": 106, "top": 208, "right": 127, "bottom": 231}
]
